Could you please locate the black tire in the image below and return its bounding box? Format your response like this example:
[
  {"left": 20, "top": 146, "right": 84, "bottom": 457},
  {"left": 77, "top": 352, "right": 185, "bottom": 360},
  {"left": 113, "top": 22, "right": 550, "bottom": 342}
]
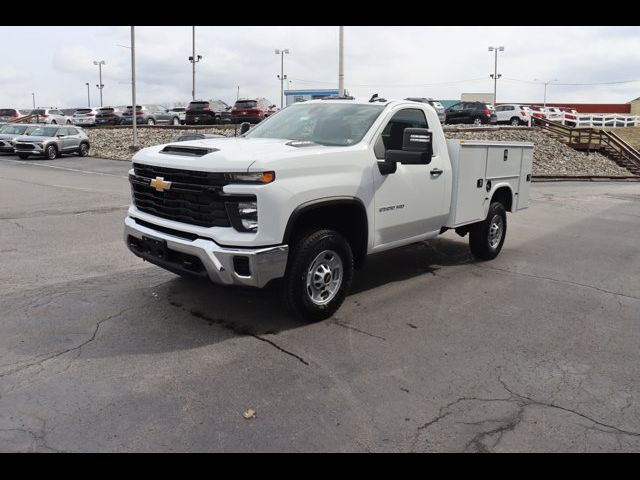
[
  {"left": 77, "top": 142, "right": 89, "bottom": 157},
  {"left": 45, "top": 144, "right": 58, "bottom": 160},
  {"left": 172, "top": 117, "right": 180, "bottom": 126},
  {"left": 469, "top": 202, "right": 507, "bottom": 260},
  {"left": 66, "top": 120, "right": 72, "bottom": 125},
  {"left": 50, "top": 120, "right": 57, "bottom": 125},
  {"left": 281, "top": 229, "right": 354, "bottom": 322},
  {"left": 472, "top": 117, "right": 482, "bottom": 126},
  {"left": 147, "top": 118, "right": 155, "bottom": 126},
  {"left": 510, "top": 117, "right": 521, "bottom": 126},
  {"left": 17, "top": 153, "right": 29, "bottom": 159}
]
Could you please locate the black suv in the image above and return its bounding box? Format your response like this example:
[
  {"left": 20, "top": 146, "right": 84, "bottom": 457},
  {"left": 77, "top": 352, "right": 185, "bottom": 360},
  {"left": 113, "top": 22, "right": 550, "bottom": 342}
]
[
  {"left": 185, "top": 100, "right": 232, "bottom": 125},
  {"left": 445, "top": 102, "right": 497, "bottom": 125}
]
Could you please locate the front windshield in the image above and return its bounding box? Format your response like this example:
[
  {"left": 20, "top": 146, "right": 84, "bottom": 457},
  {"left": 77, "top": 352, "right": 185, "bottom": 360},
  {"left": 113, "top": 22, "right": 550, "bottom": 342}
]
[
  {"left": 245, "top": 103, "right": 385, "bottom": 146},
  {"left": 0, "top": 125, "right": 30, "bottom": 135},
  {"left": 29, "top": 126, "right": 58, "bottom": 137}
]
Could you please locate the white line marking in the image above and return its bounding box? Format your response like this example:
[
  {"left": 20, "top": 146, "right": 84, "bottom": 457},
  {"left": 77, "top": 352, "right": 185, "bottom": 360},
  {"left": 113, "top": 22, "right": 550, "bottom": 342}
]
[{"left": 0, "top": 158, "right": 128, "bottom": 179}]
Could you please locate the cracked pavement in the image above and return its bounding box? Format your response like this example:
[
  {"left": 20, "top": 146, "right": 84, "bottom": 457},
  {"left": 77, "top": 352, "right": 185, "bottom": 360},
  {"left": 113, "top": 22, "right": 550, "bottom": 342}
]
[{"left": 1, "top": 155, "right": 639, "bottom": 452}]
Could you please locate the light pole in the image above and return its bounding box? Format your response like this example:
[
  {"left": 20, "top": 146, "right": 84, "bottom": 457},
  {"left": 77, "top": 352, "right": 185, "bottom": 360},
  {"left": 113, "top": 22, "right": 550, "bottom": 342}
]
[
  {"left": 131, "top": 26, "right": 137, "bottom": 148},
  {"left": 85, "top": 83, "right": 90, "bottom": 107},
  {"left": 93, "top": 60, "right": 106, "bottom": 107},
  {"left": 488, "top": 46, "right": 504, "bottom": 105},
  {"left": 534, "top": 78, "right": 559, "bottom": 108},
  {"left": 275, "top": 48, "right": 289, "bottom": 109},
  {"left": 189, "top": 26, "right": 202, "bottom": 101},
  {"left": 338, "top": 26, "right": 344, "bottom": 96},
  {"left": 31, "top": 92, "right": 35, "bottom": 109}
]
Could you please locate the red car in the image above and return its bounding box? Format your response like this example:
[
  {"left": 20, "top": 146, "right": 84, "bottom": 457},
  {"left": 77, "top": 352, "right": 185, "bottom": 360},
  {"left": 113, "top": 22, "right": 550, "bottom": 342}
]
[{"left": 231, "top": 98, "right": 276, "bottom": 124}]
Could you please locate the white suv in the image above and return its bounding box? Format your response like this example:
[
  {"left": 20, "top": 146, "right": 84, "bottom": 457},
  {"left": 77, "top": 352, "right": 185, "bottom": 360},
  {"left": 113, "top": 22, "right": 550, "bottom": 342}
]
[{"left": 495, "top": 104, "right": 531, "bottom": 126}]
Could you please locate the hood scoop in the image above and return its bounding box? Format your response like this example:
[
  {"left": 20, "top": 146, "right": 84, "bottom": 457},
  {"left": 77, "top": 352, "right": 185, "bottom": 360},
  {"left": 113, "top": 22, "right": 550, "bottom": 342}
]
[
  {"left": 285, "top": 140, "right": 319, "bottom": 148},
  {"left": 160, "top": 145, "right": 219, "bottom": 157}
]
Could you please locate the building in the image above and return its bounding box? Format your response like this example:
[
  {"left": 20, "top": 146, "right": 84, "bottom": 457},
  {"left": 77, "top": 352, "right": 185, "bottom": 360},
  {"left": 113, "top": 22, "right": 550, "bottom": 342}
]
[
  {"left": 284, "top": 89, "right": 339, "bottom": 106},
  {"left": 461, "top": 93, "right": 494, "bottom": 103},
  {"left": 628, "top": 97, "right": 640, "bottom": 115}
]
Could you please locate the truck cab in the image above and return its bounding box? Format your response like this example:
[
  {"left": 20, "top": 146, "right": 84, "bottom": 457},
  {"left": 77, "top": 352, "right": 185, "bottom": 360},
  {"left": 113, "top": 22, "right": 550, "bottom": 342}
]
[{"left": 125, "top": 98, "right": 532, "bottom": 320}]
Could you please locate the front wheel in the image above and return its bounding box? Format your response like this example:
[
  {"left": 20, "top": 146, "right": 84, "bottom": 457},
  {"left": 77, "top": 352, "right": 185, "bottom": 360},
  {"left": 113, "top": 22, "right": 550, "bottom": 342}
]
[
  {"left": 469, "top": 202, "right": 507, "bottom": 260},
  {"left": 147, "top": 118, "right": 155, "bottom": 126},
  {"left": 472, "top": 117, "right": 482, "bottom": 126},
  {"left": 172, "top": 117, "right": 180, "bottom": 125},
  {"left": 281, "top": 229, "right": 354, "bottom": 322},
  {"left": 45, "top": 144, "right": 58, "bottom": 160}
]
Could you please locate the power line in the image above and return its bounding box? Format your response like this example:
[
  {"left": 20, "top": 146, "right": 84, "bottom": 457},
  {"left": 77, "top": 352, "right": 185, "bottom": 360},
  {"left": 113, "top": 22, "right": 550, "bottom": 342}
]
[
  {"left": 503, "top": 77, "right": 640, "bottom": 86},
  {"left": 288, "top": 77, "right": 488, "bottom": 88}
]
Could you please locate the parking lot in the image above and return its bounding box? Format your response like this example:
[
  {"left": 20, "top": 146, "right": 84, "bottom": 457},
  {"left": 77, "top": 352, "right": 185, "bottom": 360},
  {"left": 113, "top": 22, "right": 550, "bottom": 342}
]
[{"left": 1, "top": 154, "right": 639, "bottom": 452}]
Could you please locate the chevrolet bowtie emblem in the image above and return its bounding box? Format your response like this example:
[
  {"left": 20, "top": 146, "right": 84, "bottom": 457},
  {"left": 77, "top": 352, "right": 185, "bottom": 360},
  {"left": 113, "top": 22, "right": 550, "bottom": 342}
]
[{"left": 150, "top": 177, "right": 172, "bottom": 192}]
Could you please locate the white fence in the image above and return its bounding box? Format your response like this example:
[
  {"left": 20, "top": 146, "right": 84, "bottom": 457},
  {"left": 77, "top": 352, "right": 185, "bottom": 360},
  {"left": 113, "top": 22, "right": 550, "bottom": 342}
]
[{"left": 542, "top": 112, "right": 640, "bottom": 128}]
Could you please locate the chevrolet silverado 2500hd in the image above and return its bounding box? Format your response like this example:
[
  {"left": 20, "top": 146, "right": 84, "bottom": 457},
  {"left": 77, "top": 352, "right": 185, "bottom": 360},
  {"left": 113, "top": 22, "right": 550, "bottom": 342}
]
[{"left": 125, "top": 97, "right": 533, "bottom": 320}]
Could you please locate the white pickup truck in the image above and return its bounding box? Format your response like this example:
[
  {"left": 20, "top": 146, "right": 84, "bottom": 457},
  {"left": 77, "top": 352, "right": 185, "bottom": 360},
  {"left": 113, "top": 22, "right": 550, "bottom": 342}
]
[{"left": 125, "top": 97, "right": 533, "bottom": 320}]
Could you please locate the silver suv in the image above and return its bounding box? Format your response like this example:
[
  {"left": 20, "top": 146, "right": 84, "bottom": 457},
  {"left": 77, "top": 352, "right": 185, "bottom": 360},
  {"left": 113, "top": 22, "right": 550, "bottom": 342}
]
[
  {"left": 13, "top": 125, "right": 90, "bottom": 159},
  {"left": 27, "top": 108, "right": 72, "bottom": 125},
  {"left": 0, "top": 124, "right": 35, "bottom": 153}
]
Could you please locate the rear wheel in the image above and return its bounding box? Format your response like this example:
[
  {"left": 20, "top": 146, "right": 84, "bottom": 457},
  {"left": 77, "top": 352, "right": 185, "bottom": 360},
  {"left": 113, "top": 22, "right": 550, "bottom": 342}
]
[
  {"left": 147, "top": 118, "right": 155, "bottom": 126},
  {"left": 77, "top": 142, "right": 89, "bottom": 157},
  {"left": 510, "top": 117, "right": 521, "bottom": 126},
  {"left": 50, "top": 120, "right": 57, "bottom": 125},
  {"left": 472, "top": 117, "right": 482, "bottom": 126},
  {"left": 469, "top": 202, "right": 507, "bottom": 260},
  {"left": 66, "top": 120, "right": 72, "bottom": 125},
  {"left": 172, "top": 117, "right": 180, "bottom": 125},
  {"left": 281, "top": 229, "right": 354, "bottom": 322}
]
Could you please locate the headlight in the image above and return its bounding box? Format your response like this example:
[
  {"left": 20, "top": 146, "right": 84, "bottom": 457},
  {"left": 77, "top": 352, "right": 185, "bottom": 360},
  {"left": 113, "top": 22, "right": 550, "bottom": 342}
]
[
  {"left": 225, "top": 171, "right": 275, "bottom": 184},
  {"left": 226, "top": 198, "right": 258, "bottom": 233},
  {"left": 238, "top": 201, "right": 258, "bottom": 232}
]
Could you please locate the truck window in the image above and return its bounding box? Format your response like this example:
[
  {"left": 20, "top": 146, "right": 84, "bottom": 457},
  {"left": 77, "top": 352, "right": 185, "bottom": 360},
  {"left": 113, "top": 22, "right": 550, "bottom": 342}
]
[{"left": 374, "top": 108, "right": 429, "bottom": 159}]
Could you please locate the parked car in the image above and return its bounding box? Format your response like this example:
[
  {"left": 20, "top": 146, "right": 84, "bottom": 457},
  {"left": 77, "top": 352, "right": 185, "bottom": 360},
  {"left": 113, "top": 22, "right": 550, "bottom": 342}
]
[
  {"left": 171, "top": 132, "right": 226, "bottom": 142},
  {"left": 405, "top": 98, "right": 446, "bottom": 123},
  {"left": 528, "top": 105, "right": 549, "bottom": 119},
  {"left": 0, "top": 124, "right": 35, "bottom": 153},
  {"left": 495, "top": 104, "right": 531, "bottom": 126},
  {"left": 445, "top": 102, "right": 497, "bottom": 125},
  {"left": 230, "top": 98, "right": 276, "bottom": 124},
  {"left": 72, "top": 108, "right": 100, "bottom": 127},
  {"left": 121, "top": 105, "right": 181, "bottom": 126},
  {"left": 95, "top": 106, "right": 125, "bottom": 126},
  {"left": 27, "top": 108, "right": 72, "bottom": 125},
  {"left": 13, "top": 125, "right": 90, "bottom": 159},
  {"left": 185, "top": 100, "right": 232, "bottom": 125},
  {"left": 61, "top": 108, "right": 80, "bottom": 117},
  {"left": 0, "top": 108, "right": 24, "bottom": 123},
  {"left": 169, "top": 107, "right": 187, "bottom": 125}
]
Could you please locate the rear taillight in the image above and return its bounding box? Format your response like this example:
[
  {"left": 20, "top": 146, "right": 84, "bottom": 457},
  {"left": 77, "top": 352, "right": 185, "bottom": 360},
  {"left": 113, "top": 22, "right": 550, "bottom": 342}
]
[
  {"left": 11, "top": 111, "right": 19, "bottom": 118},
  {"left": 482, "top": 108, "right": 490, "bottom": 116},
  {"left": 41, "top": 114, "right": 49, "bottom": 118},
  {"left": 521, "top": 111, "right": 527, "bottom": 116},
  {"left": 202, "top": 108, "right": 212, "bottom": 112},
  {"left": 136, "top": 110, "right": 143, "bottom": 115},
  {"left": 88, "top": 113, "right": 96, "bottom": 117}
]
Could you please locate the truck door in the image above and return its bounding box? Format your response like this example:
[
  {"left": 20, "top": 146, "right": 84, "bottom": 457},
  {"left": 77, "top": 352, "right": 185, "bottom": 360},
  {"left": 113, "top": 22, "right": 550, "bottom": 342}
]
[{"left": 371, "top": 108, "right": 447, "bottom": 248}]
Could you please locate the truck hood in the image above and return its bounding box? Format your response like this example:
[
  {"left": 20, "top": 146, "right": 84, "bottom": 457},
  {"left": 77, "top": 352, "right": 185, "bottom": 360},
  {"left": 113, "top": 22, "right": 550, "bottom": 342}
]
[{"left": 131, "top": 136, "right": 333, "bottom": 172}]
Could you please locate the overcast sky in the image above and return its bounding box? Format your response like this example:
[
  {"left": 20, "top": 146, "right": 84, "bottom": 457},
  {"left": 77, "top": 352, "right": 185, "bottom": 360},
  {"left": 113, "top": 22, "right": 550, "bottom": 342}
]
[{"left": 2, "top": 26, "right": 639, "bottom": 109}]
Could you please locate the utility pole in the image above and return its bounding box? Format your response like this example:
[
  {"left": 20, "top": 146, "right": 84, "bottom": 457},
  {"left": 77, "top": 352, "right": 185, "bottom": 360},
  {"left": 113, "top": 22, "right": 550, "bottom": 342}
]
[
  {"left": 93, "top": 60, "right": 106, "bottom": 107},
  {"left": 237, "top": 85, "right": 240, "bottom": 100},
  {"left": 534, "top": 78, "right": 558, "bottom": 108},
  {"left": 32, "top": 92, "right": 35, "bottom": 109},
  {"left": 85, "top": 83, "right": 90, "bottom": 107},
  {"left": 275, "top": 49, "right": 289, "bottom": 109},
  {"left": 189, "top": 26, "right": 202, "bottom": 101},
  {"left": 338, "top": 26, "right": 344, "bottom": 96},
  {"left": 131, "top": 26, "right": 137, "bottom": 148},
  {"left": 488, "top": 46, "right": 504, "bottom": 105}
]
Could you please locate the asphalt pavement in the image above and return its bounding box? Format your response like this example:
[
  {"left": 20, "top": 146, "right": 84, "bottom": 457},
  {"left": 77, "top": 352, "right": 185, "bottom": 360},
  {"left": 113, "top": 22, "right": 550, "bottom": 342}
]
[{"left": 1, "top": 154, "right": 639, "bottom": 452}]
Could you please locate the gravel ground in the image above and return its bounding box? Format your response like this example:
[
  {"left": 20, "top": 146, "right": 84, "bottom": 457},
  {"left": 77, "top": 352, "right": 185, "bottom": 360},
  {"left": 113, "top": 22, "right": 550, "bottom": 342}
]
[
  {"left": 86, "top": 127, "right": 235, "bottom": 161},
  {"left": 85, "top": 126, "right": 634, "bottom": 177},
  {"left": 444, "top": 127, "right": 633, "bottom": 177}
]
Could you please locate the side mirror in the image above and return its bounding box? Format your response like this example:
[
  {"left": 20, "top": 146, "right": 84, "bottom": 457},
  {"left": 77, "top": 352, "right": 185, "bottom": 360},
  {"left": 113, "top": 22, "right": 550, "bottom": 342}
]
[
  {"left": 384, "top": 128, "right": 433, "bottom": 165},
  {"left": 239, "top": 122, "right": 251, "bottom": 135}
]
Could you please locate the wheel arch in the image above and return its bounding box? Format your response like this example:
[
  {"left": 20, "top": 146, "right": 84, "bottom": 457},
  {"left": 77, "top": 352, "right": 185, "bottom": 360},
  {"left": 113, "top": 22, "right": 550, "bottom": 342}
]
[
  {"left": 489, "top": 184, "right": 514, "bottom": 212},
  {"left": 283, "top": 197, "right": 369, "bottom": 269}
]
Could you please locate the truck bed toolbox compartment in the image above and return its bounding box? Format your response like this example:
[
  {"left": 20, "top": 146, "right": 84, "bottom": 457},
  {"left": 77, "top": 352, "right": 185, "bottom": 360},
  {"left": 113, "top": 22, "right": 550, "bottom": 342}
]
[{"left": 444, "top": 139, "right": 533, "bottom": 228}]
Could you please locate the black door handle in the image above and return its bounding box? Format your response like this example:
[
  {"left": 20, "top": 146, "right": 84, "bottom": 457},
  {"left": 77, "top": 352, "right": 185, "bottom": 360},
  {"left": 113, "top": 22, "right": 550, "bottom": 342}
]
[{"left": 430, "top": 168, "right": 443, "bottom": 176}]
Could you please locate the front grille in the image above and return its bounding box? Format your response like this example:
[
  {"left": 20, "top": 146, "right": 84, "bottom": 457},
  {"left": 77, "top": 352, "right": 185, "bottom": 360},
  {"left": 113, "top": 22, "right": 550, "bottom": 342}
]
[
  {"left": 15, "top": 143, "right": 35, "bottom": 150},
  {"left": 130, "top": 163, "right": 231, "bottom": 228}
]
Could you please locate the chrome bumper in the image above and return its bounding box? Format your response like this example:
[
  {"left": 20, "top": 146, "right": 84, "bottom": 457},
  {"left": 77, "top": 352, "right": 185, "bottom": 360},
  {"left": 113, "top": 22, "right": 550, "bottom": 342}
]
[{"left": 124, "top": 216, "right": 288, "bottom": 288}]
